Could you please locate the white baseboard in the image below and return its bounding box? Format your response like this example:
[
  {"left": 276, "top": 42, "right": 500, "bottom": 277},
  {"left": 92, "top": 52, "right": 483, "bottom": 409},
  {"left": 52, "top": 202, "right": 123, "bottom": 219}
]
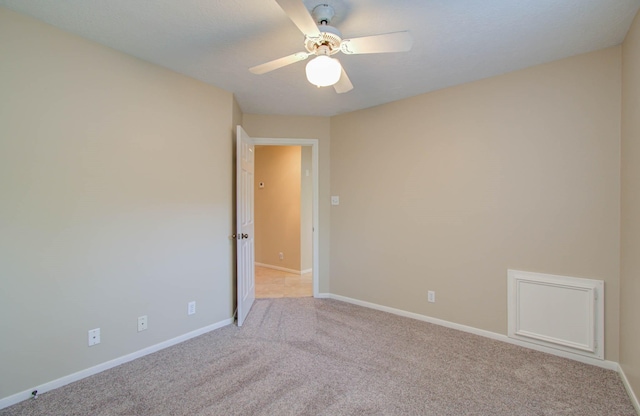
[
  {"left": 4, "top": 297, "right": 636, "bottom": 411},
  {"left": 0, "top": 318, "right": 233, "bottom": 411},
  {"left": 619, "top": 364, "right": 640, "bottom": 414},
  {"left": 255, "top": 262, "right": 303, "bottom": 275},
  {"left": 325, "top": 293, "right": 619, "bottom": 371}
]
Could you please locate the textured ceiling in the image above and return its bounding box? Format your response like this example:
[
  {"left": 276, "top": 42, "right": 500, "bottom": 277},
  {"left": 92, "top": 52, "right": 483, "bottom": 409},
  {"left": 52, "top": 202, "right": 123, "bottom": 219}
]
[{"left": 1, "top": 0, "right": 639, "bottom": 116}]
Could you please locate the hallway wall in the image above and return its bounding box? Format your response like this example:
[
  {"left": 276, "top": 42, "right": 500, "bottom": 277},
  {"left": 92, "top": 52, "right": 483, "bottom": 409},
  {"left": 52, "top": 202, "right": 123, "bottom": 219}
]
[{"left": 254, "top": 146, "right": 302, "bottom": 271}]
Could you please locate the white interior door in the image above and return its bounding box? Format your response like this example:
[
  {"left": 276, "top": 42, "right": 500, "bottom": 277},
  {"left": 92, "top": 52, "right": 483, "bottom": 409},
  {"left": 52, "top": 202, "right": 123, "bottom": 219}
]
[{"left": 236, "top": 126, "right": 255, "bottom": 326}]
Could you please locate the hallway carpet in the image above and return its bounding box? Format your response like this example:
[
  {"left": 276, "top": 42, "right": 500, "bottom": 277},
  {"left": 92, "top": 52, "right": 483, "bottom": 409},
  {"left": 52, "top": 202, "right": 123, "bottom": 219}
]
[{"left": 1, "top": 298, "right": 635, "bottom": 415}]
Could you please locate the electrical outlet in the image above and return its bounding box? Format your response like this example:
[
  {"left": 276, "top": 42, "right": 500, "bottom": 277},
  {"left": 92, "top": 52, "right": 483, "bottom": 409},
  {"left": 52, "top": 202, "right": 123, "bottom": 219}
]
[
  {"left": 279, "top": 252, "right": 284, "bottom": 260},
  {"left": 428, "top": 291, "right": 436, "bottom": 303},
  {"left": 88, "top": 328, "right": 100, "bottom": 346},
  {"left": 188, "top": 301, "right": 196, "bottom": 315},
  {"left": 137, "top": 315, "right": 148, "bottom": 332}
]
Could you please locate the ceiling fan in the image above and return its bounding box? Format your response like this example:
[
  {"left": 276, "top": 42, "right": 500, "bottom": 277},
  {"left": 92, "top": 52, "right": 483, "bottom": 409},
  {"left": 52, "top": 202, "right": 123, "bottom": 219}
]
[{"left": 249, "top": 0, "right": 413, "bottom": 93}]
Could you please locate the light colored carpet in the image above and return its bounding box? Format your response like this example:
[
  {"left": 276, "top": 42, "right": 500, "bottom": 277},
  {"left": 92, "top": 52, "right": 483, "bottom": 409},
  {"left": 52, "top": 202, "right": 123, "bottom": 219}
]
[{"left": 1, "top": 298, "right": 636, "bottom": 415}]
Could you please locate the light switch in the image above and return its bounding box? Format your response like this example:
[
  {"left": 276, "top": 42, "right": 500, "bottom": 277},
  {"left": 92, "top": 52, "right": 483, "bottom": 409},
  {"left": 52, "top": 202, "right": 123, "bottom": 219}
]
[{"left": 331, "top": 196, "right": 339, "bottom": 205}]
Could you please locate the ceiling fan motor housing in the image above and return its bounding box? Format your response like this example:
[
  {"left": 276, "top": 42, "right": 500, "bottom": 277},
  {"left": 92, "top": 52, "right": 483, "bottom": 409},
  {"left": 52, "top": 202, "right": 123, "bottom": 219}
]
[
  {"left": 305, "top": 24, "right": 342, "bottom": 55},
  {"left": 303, "top": 4, "right": 342, "bottom": 55}
]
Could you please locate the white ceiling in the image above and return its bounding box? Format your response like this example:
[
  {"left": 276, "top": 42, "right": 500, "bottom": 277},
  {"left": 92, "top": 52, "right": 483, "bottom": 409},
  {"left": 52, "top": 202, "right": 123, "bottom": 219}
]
[{"left": 2, "top": 0, "right": 639, "bottom": 116}]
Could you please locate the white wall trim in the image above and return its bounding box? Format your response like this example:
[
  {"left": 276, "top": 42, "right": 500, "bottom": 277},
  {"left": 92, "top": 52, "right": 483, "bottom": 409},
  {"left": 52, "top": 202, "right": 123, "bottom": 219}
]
[
  {"left": 0, "top": 318, "right": 233, "bottom": 410},
  {"left": 619, "top": 364, "right": 640, "bottom": 414},
  {"left": 325, "top": 293, "right": 619, "bottom": 371},
  {"left": 255, "top": 262, "right": 302, "bottom": 275}
]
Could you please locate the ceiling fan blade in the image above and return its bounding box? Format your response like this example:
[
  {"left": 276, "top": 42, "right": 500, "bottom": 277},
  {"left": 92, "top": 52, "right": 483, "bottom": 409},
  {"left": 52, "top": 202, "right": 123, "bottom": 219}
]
[
  {"left": 249, "top": 52, "right": 310, "bottom": 75},
  {"left": 333, "top": 66, "right": 353, "bottom": 94},
  {"left": 340, "top": 31, "right": 413, "bottom": 55},
  {"left": 275, "top": 0, "right": 321, "bottom": 38}
]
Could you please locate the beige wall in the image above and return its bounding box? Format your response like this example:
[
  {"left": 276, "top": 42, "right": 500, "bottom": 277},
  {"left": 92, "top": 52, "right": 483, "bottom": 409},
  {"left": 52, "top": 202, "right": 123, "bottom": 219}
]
[
  {"left": 301, "top": 146, "right": 313, "bottom": 271},
  {"left": 0, "top": 7, "right": 235, "bottom": 400},
  {"left": 330, "top": 47, "right": 622, "bottom": 361},
  {"left": 254, "top": 146, "right": 302, "bottom": 271},
  {"left": 621, "top": 10, "right": 640, "bottom": 400},
  {"left": 242, "top": 115, "right": 331, "bottom": 292}
]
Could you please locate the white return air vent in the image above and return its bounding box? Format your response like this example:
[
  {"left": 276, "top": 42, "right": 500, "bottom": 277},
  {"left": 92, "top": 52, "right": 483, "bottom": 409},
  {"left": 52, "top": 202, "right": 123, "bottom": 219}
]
[{"left": 507, "top": 269, "right": 604, "bottom": 360}]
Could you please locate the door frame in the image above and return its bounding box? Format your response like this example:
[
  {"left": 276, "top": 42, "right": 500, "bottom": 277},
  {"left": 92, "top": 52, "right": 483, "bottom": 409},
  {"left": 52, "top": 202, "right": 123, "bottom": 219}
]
[{"left": 253, "top": 137, "right": 320, "bottom": 298}]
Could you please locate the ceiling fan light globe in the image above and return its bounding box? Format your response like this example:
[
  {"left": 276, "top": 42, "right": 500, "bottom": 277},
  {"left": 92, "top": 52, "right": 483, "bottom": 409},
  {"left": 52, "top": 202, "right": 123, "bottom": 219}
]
[{"left": 305, "top": 56, "right": 341, "bottom": 87}]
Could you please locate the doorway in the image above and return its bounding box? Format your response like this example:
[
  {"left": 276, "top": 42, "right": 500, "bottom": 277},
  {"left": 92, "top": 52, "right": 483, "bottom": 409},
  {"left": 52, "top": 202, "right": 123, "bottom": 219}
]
[
  {"left": 252, "top": 138, "right": 319, "bottom": 298},
  {"left": 254, "top": 145, "right": 312, "bottom": 298}
]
